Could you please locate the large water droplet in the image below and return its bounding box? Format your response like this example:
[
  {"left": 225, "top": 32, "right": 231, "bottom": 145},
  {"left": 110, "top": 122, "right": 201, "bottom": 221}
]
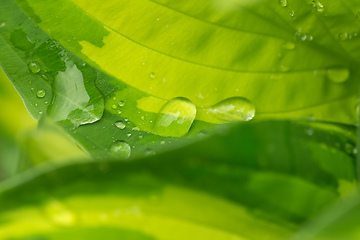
[
  {"left": 36, "top": 89, "right": 46, "bottom": 98},
  {"left": 47, "top": 61, "right": 104, "bottom": 127},
  {"left": 115, "top": 121, "right": 126, "bottom": 130},
  {"left": 279, "top": 0, "right": 288, "bottom": 7},
  {"left": 327, "top": 68, "right": 350, "bottom": 83},
  {"left": 29, "top": 62, "right": 41, "bottom": 73},
  {"left": 152, "top": 97, "right": 196, "bottom": 137},
  {"left": 206, "top": 97, "right": 255, "bottom": 123},
  {"left": 44, "top": 200, "right": 76, "bottom": 227},
  {"left": 109, "top": 141, "right": 131, "bottom": 159}
]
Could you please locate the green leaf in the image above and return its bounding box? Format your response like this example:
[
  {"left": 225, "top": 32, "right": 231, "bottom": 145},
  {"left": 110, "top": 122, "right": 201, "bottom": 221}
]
[
  {"left": 0, "top": 0, "right": 359, "bottom": 157},
  {"left": 289, "top": 193, "right": 360, "bottom": 240},
  {"left": 0, "top": 120, "right": 356, "bottom": 239}
]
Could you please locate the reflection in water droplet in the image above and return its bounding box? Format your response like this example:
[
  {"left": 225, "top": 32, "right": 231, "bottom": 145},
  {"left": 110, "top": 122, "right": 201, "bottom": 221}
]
[
  {"left": 115, "top": 121, "right": 126, "bottom": 130},
  {"left": 44, "top": 200, "right": 76, "bottom": 227},
  {"left": 29, "top": 62, "right": 41, "bottom": 73},
  {"left": 327, "top": 68, "right": 350, "bottom": 83},
  {"left": 279, "top": 0, "right": 287, "bottom": 7},
  {"left": 152, "top": 97, "right": 196, "bottom": 137},
  {"left": 36, "top": 89, "right": 46, "bottom": 98},
  {"left": 110, "top": 141, "right": 131, "bottom": 159},
  {"left": 206, "top": 97, "right": 255, "bottom": 123},
  {"left": 48, "top": 61, "right": 104, "bottom": 127}
]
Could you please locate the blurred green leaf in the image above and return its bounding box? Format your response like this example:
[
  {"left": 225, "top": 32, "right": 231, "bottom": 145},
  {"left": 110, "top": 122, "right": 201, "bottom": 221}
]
[{"left": 0, "top": 120, "right": 356, "bottom": 239}]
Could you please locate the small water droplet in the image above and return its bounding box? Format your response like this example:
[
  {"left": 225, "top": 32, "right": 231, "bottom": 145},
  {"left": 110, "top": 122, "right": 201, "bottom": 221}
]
[
  {"left": 327, "top": 68, "right": 350, "bottom": 83},
  {"left": 29, "top": 62, "right": 41, "bottom": 73},
  {"left": 310, "top": 0, "right": 325, "bottom": 13},
  {"left": 160, "top": 140, "right": 165, "bottom": 145},
  {"left": 282, "top": 42, "right": 295, "bottom": 50},
  {"left": 306, "top": 127, "right": 314, "bottom": 136},
  {"left": 279, "top": 0, "right": 288, "bottom": 7},
  {"left": 152, "top": 97, "right": 196, "bottom": 137},
  {"left": 141, "top": 116, "right": 145, "bottom": 120},
  {"left": 338, "top": 33, "right": 348, "bottom": 41},
  {"left": 145, "top": 148, "right": 155, "bottom": 156},
  {"left": 280, "top": 65, "right": 289, "bottom": 72},
  {"left": 41, "top": 74, "right": 49, "bottom": 80},
  {"left": 150, "top": 72, "right": 155, "bottom": 78},
  {"left": 109, "top": 141, "right": 131, "bottom": 159},
  {"left": 117, "top": 110, "right": 122, "bottom": 115},
  {"left": 111, "top": 104, "right": 118, "bottom": 109},
  {"left": 30, "top": 87, "right": 35, "bottom": 92},
  {"left": 127, "top": 133, "right": 132, "bottom": 137},
  {"left": 206, "top": 97, "right": 255, "bottom": 123},
  {"left": 34, "top": 102, "right": 38, "bottom": 107},
  {"left": 36, "top": 89, "right": 46, "bottom": 98},
  {"left": 115, "top": 121, "right": 126, "bottom": 130},
  {"left": 345, "top": 143, "right": 355, "bottom": 155},
  {"left": 139, "top": 135, "right": 143, "bottom": 139},
  {"left": 118, "top": 101, "right": 124, "bottom": 107}
]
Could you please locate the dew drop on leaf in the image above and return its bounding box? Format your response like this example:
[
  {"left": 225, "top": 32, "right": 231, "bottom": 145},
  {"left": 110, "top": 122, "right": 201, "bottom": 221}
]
[
  {"left": 279, "top": 0, "right": 287, "bottom": 8},
  {"left": 118, "top": 101, "right": 124, "bottom": 107},
  {"left": 109, "top": 141, "right": 131, "bottom": 159},
  {"left": 115, "top": 121, "right": 126, "bottom": 130},
  {"left": 36, "top": 89, "right": 46, "bottom": 98},
  {"left": 152, "top": 97, "right": 196, "bottom": 137},
  {"left": 282, "top": 42, "right": 295, "bottom": 50},
  {"left": 29, "top": 62, "right": 41, "bottom": 73},
  {"left": 206, "top": 97, "right": 255, "bottom": 123},
  {"left": 327, "top": 68, "right": 350, "bottom": 83},
  {"left": 150, "top": 72, "right": 155, "bottom": 78}
]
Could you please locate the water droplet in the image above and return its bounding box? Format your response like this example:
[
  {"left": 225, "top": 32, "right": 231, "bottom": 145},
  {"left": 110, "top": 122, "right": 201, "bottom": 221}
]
[
  {"left": 139, "top": 135, "right": 143, "bottom": 139},
  {"left": 118, "top": 101, "right": 124, "bottom": 107},
  {"left": 140, "top": 116, "right": 145, "bottom": 120},
  {"left": 127, "top": 133, "right": 132, "bottom": 137},
  {"left": 34, "top": 102, "right": 38, "bottom": 107},
  {"left": 310, "top": 0, "right": 325, "bottom": 13},
  {"left": 145, "top": 148, "right": 155, "bottom": 156},
  {"left": 30, "top": 87, "right": 35, "bottom": 92},
  {"left": 115, "top": 121, "right": 126, "bottom": 130},
  {"left": 338, "top": 33, "right": 348, "bottom": 41},
  {"left": 306, "top": 127, "right": 314, "bottom": 136},
  {"left": 160, "top": 140, "right": 165, "bottom": 145},
  {"left": 117, "top": 110, "right": 122, "bottom": 115},
  {"left": 150, "top": 72, "right": 155, "bottom": 78},
  {"left": 36, "top": 89, "right": 46, "bottom": 98},
  {"left": 109, "top": 141, "right": 131, "bottom": 159},
  {"left": 29, "top": 62, "right": 41, "bottom": 73},
  {"left": 206, "top": 97, "right": 255, "bottom": 123},
  {"left": 282, "top": 42, "right": 295, "bottom": 50},
  {"left": 112, "top": 104, "right": 118, "bottom": 109},
  {"left": 41, "top": 74, "right": 49, "bottom": 80},
  {"left": 152, "top": 97, "right": 196, "bottom": 137},
  {"left": 280, "top": 65, "right": 289, "bottom": 72},
  {"left": 279, "top": 0, "right": 287, "bottom": 7},
  {"left": 345, "top": 143, "right": 355, "bottom": 155},
  {"left": 44, "top": 200, "right": 76, "bottom": 227},
  {"left": 327, "top": 68, "right": 350, "bottom": 83}
]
